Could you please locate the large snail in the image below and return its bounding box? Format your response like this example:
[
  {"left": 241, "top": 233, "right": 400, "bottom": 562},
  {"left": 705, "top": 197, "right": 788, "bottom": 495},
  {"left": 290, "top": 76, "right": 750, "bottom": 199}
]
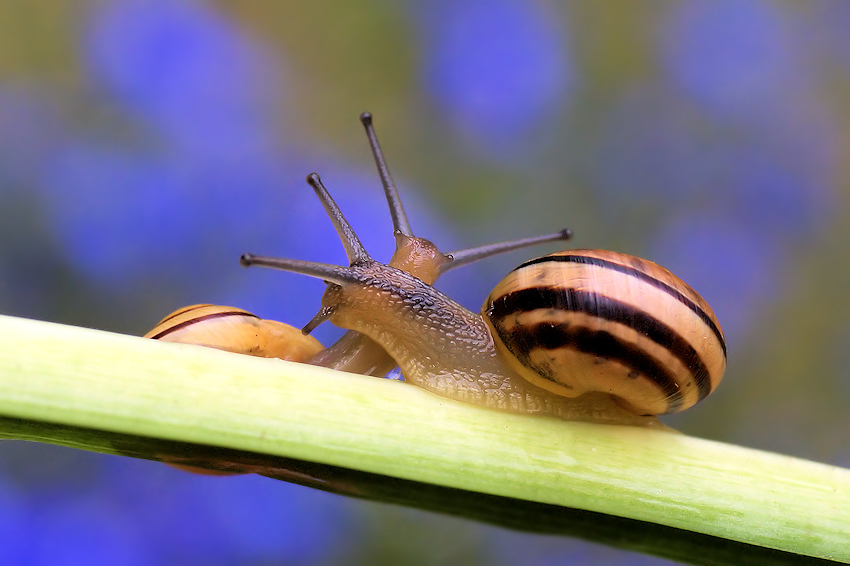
[{"left": 148, "top": 113, "right": 726, "bottom": 428}]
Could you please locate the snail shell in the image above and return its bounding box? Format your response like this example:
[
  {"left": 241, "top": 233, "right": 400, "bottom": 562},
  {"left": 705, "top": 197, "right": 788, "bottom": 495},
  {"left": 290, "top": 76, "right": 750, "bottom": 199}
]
[
  {"left": 145, "top": 304, "right": 323, "bottom": 362},
  {"left": 484, "top": 249, "right": 726, "bottom": 416}
]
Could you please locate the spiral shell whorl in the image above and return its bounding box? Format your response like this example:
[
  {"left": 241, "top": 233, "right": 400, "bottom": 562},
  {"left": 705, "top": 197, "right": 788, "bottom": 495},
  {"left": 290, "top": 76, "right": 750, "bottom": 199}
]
[{"left": 483, "top": 250, "right": 726, "bottom": 415}]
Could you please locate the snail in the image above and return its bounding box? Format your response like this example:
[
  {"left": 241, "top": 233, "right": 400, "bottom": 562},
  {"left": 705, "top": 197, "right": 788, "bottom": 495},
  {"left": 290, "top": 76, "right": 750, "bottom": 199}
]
[
  {"left": 149, "top": 113, "right": 726, "bottom": 429},
  {"left": 145, "top": 304, "right": 325, "bottom": 361}
]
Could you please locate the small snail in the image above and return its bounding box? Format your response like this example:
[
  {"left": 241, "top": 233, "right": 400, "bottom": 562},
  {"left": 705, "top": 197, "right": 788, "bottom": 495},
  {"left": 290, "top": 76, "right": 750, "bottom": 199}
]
[
  {"left": 145, "top": 304, "right": 324, "bottom": 362},
  {"left": 150, "top": 113, "right": 726, "bottom": 428}
]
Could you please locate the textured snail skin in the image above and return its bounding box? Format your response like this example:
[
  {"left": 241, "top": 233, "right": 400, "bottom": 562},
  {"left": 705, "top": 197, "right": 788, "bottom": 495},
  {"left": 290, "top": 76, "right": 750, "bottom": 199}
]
[
  {"left": 305, "top": 233, "right": 452, "bottom": 376},
  {"left": 314, "top": 260, "right": 672, "bottom": 427}
]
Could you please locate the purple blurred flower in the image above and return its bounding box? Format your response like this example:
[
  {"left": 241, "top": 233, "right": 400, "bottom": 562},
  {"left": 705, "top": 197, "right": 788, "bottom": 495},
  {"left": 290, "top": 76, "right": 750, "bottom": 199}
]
[
  {"left": 0, "top": 478, "right": 27, "bottom": 563},
  {"left": 97, "top": 456, "right": 352, "bottom": 565},
  {"left": 587, "top": 89, "right": 710, "bottom": 204},
  {"left": 489, "top": 528, "right": 679, "bottom": 566},
  {"left": 588, "top": 88, "right": 836, "bottom": 241},
  {"left": 31, "top": 0, "right": 295, "bottom": 289},
  {"left": 0, "top": 89, "right": 66, "bottom": 188},
  {"left": 416, "top": 0, "right": 575, "bottom": 158},
  {"left": 38, "top": 141, "right": 298, "bottom": 287},
  {"left": 30, "top": 496, "right": 152, "bottom": 566},
  {"left": 40, "top": 144, "right": 198, "bottom": 284},
  {"left": 661, "top": 0, "right": 801, "bottom": 114},
  {"left": 84, "top": 0, "right": 281, "bottom": 160},
  {"left": 717, "top": 126, "right": 836, "bottom": 240}
]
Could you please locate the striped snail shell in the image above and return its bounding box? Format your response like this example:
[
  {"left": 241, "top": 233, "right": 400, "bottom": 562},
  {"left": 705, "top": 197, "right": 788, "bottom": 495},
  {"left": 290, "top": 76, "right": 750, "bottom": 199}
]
[
  {"left": 484, "top": 249, "right": 726, "bottom": 416},
  {"left": 145, "top": 304, "right": 323, "bottom": 362}
]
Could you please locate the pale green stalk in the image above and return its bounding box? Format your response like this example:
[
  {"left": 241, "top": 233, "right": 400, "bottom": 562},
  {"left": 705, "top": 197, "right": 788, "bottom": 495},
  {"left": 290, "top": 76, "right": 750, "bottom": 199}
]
[{"left": 0, "top": 314, "right": 847, "bottom": 564}]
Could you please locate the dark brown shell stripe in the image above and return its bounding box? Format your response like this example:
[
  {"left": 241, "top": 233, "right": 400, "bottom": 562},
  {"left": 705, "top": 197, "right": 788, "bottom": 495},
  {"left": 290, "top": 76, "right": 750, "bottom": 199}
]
[
  {"left": 487, "top": 287, "right": 707, "bottom": 412},
  {"left": 484, "top": 254, "right": 725, "bottom": 418},
  {"left": 515, "top": 253, "right": 727, "bottom": 356},
  {"left": 151, "top": 303, "right": 215, "bottom": 326},
  {"left": 148, "top": 306, "right": 260, "bottom": 340}
]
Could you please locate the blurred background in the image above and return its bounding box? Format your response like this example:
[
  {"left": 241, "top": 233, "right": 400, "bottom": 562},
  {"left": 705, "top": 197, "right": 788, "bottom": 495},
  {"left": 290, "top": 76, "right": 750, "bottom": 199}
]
[{"left": 0, "top": 1, "right": 848, "bottom": 564}]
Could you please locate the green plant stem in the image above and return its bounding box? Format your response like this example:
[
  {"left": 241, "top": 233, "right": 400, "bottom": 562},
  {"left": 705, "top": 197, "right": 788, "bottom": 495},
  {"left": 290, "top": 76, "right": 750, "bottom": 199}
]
[{"left": 0, "top": 314, "right": 847, "bottom": 564}]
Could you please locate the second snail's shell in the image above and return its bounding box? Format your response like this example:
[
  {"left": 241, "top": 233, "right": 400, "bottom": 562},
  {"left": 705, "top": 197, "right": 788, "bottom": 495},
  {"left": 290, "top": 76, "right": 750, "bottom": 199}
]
[
  {"left": 145, "top": 304, "right": 323, "bottom": 362},
  {"left": 484, "top": 250, "right": 726, "bottom": 416}
]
